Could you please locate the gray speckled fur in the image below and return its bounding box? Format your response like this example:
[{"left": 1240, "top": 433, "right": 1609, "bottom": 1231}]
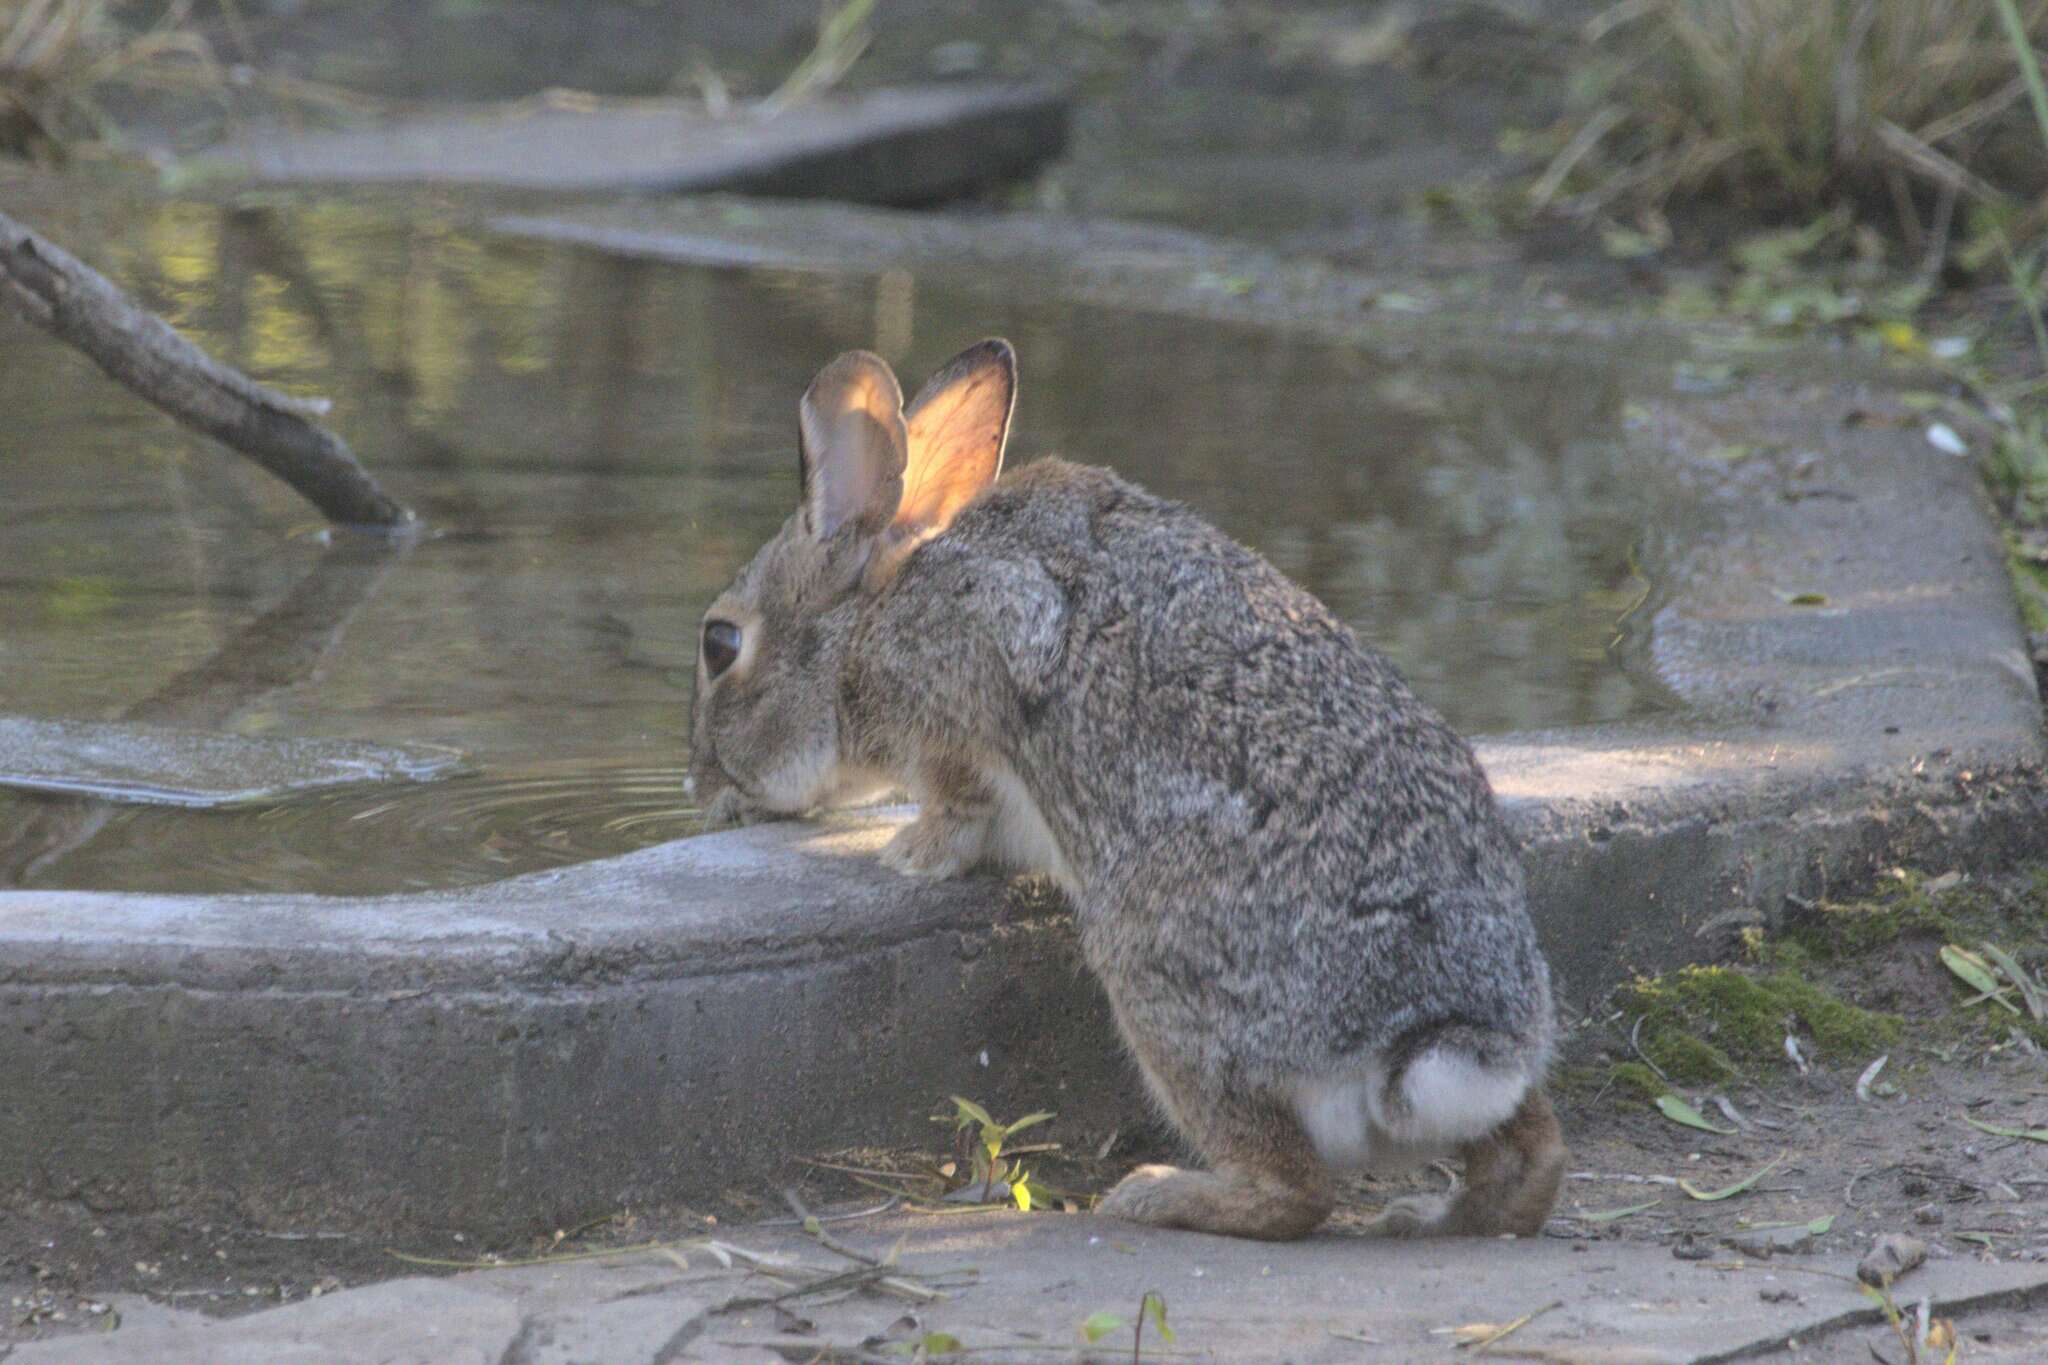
[
  {"left": 691, "top": 342, "right": 1561, "bottom": 1240},
  {"left": 848, "top": 459, "right": 1554, "bottom": 1079}
]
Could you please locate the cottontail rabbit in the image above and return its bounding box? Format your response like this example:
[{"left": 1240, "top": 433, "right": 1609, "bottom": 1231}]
[{"left": 690, "top": 340, "right": 1563, "bottom": 1240}]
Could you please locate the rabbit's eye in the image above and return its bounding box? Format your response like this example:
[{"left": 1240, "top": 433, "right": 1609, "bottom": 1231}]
[{"left": 702, "top": 620, "right": 741, "bottom": 679}]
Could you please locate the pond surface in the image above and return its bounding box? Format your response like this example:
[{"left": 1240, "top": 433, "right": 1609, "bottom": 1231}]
[{"left": 0, "top": 185, "right": 1663, "bottom": 895}]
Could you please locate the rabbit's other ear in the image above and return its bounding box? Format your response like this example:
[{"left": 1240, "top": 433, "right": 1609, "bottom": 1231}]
[
  {"left": 799, "top": 350, "right": 908, "bottom": 540},
  {"left": 898, "top": 338, "right": 1016, "bottom": 539}
]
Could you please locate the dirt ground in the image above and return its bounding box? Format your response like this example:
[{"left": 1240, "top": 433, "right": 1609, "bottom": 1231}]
[{"left": 8, "top": 868, "right": 2047, "bottom": 1360}]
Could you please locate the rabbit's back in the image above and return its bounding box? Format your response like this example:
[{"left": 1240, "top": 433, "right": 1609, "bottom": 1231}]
[{"left": 862, "top": 457, "right": 1552, "bottom": 1081}]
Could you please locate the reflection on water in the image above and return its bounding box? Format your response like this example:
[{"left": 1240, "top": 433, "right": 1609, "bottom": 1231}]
[
  {"left": 0, "top": 760, "right": 698, "bottom": 896},
  {"left": 0, "top": 183, "right": 1663, "bottom": 895}
]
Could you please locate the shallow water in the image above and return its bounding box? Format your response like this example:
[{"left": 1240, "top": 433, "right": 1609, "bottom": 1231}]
[{"left": 0, "top": 186, "right": 1663, "bottom": 895}]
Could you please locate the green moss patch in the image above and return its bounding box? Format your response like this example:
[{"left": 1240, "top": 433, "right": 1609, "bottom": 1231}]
[
  {"left": 1605, "top": 1061, "right": 1675, "bottom": 1102},
  {"left": 1775, "top": 875, "right": 2005, "bottom": 962},
  {"left": 1616, "top": 966, "right": 1901, "bottom": 1083}
]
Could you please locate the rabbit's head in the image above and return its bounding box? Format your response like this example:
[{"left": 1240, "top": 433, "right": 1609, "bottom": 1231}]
[{"left": 688, "top": 339, "right": 1016, "bottom": 819}]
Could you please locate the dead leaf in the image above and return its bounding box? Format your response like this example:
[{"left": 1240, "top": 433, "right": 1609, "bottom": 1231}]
[
  {"left": 1580, "top": 1199, "right": 1661, "bottom": 1223},
  {"left": 1963, "top": 1114, "right": 2048, "bottom": 1142},
  {"left": 1679, "top": 1152, "right": 1788, "bottom": 1202}
]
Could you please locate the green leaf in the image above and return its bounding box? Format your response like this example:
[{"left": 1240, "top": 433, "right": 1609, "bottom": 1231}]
[
  {"left": 1941, "top": 944, "right": 2002, "bottom": 993},
  {"left": 1142, "top": 1291, "right": 1174, "bottom": 1344},
  {"left": 1787, "top": 592, "right": 1828, "bottom": 607},
  {"left": 884, "top": 1333, "right": 965, "bottom": 1357},
  {"left": 1976, "top": 942, "right": 2048, "bottom": 1020},
  {"left": 1581, "top": 1199, "right": 1660, "bottom": 1223},
  {"left": 1656, "top": 1095, "right": 1738, "bottom": 1134},
  {"left": 1941, "top": 945, "right": 2022, "bottom": 1015},
  {"left": 1679, "top": 1151, "right": 1788, "bottom": 1202},
  {"left": 1002, "top": 1111, "right": 1057, "bottom": 1139},
  {"left": 948, "top": 1096, "right": 996, "bottom": 1130},
  {"left": 1963, "top": 1114, "right": 2048, "bottom": 1142},
  {"left": 1081, "top": 1312, "right": 1125, "bottom": 1343},
  {"left": 1806, "top": 1213, "right": 1836, "bottom": 1236}
]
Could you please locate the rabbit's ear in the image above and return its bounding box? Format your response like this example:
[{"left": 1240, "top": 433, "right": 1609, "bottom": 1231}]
[
  {"left": 898, "top": 339, "right": 1015, "bottom": 538},
  {"left": 799, "top": 350, "right": 908, "bottom": 540}
]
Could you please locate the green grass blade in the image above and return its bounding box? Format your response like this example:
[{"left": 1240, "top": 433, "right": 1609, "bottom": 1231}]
[{"left": 1995, "top": 0, "right": 2048, "bottom": 152}]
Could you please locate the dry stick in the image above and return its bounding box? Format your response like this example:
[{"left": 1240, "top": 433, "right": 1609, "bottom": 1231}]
[
  {"left": 0, "top": 208, "right": 412, "bottom": 529},
  {"left": 1466, "top": 1299, "right": 1564, "bottom": 1355},
  {"left": 779, "top": 1188, "right": 951, "bottom": 1303},
  {"left": 781, "top": 1188, "right": 882, "bottom": 1267}
]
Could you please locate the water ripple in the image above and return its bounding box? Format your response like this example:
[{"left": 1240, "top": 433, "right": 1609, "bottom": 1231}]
[{"left": 6, "top": 760, "right": 702, "bottom": 897}]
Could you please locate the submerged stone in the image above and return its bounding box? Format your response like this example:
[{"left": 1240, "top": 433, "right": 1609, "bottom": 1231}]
[{"left": 0, "top": 716, "right": 464, "bottom": 809}]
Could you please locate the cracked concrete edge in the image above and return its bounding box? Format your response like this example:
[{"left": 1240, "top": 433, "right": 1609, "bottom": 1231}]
[
  {"left": 1696, "top": 1268, "right": 2048, "bottom": 1364},
  {"left": 1, "top": 288, "right": 2043, "bottom": 1238}
]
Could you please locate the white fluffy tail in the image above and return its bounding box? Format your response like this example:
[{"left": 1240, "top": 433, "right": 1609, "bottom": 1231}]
[
  {"left": 1291, "top": 1047, "right": 1534, "bottom": 1170},
  {"left": 1376, "top": 1047, "right": 1530, "bottom": 1147}
]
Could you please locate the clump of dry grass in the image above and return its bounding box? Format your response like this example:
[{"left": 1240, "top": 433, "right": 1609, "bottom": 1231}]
[
  {"left": 1, "top": 0, "right": 222, "bottom": 158},
  {"left": 1547, "top": 0, "right": 2048, "bottom": 227}
]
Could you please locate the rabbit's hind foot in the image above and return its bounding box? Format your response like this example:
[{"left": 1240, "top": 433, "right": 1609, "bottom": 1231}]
[
  {"left": 1097, "top": 1162, "right": 1333, "bottom": 1242},
  {"left": 1363, "top": 1087, "right": 1565, "bottom": 1238}
]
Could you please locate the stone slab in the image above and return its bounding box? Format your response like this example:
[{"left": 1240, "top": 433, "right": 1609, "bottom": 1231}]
[
  {"left": 13, "top": 1215, "right": 2048, "bottom": 1364},
  {"left": 210, "top": 83, "right": 1069, "bottom": 203},
  {"left": 9, "top": 1277, "right": 524, "bottom": 1365},
  {"left": 0, "top": 715, "right": 464, "bottom": 808}
]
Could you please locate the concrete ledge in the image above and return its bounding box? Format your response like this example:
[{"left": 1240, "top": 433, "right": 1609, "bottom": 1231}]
[{"left": 2, "top": 311, "right": 2041, "bottom": 1238}]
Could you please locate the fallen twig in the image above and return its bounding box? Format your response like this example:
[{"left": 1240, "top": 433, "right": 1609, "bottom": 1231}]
[
  {"left": 716, "top": 1340, "right": 1196, "bottom": 1361},
  {"left": 782, "top": 1187, "right": 884, "bottom": 1267},
  {"left": 756, "top": 1196, "right": 902, "bottom": 1228},
  {"left": 0, "top": 208, "right": 412, "bottom": 528},
  {"left": 1466, "top": 1299, "right": 1564, "bottom": 1355}
]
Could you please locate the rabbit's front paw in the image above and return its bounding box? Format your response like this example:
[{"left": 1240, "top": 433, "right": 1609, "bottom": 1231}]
[
  {"left": 702, "top": 788, "right": 777, "bottom": 831},
  {"left": 880, "top": 810, "right": 992, "bottom": 879}
]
